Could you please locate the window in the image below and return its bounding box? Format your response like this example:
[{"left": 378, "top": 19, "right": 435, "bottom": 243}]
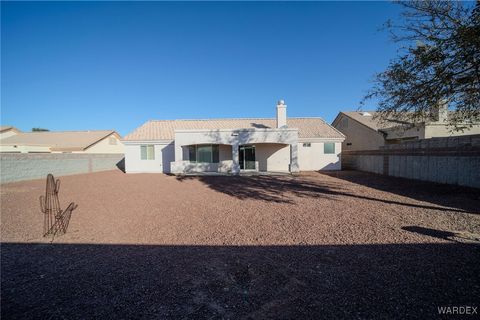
[
  {"left": 140, "top": 145, "right": 155, "bottom": 160},
  {"left": 324, "top": 143, "right": 335, "bottom": 154},
  {"left": 109, "top": 137, "right": 117, "bottom": 145},
  {"left": 303, "top": 142, "right": 311, "bottom": 147},
  {"left": 346, "top": 143, "right": 352, "bottom": 146},
  {"left": 197, "top": 145, "right": 211, "bottom": 163},
  {"left": 188, "top": 144, "right": 219, "bottom": 163}
]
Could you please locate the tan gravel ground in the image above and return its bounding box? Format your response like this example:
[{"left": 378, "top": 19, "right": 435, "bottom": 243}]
[{"left": 1, "top": 170, "right": 479, "bottom": 319}]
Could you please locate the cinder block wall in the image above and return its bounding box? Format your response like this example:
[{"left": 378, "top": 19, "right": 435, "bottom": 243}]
[
  {"left": 0, "top": 153, "right": 125, "bottom": 184},
  {"left": 342, "top": 134, "right": 480, "bottom": 189}
]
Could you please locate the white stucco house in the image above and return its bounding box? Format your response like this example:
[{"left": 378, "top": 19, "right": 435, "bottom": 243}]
[{"left": 123, "top": 101, "right": 345, "bottom": 175}]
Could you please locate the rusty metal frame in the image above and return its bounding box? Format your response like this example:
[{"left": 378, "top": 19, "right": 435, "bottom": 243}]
[{"left": 39, "top": 174, "right": 77, "bottom": 237}]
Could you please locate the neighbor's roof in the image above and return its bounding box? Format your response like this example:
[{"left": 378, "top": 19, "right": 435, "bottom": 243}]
[
  {"left": 124, "top": 118, "right": 345, "bottom": 141},
  {"left": 337, "top": 111, "right": 402, "bottom": 131},
  {"left": 0, "top": 126, "right": 20, "bottom": 133},
  {"left": 0, "top": 130, "right": 119, "bottom": 151}
]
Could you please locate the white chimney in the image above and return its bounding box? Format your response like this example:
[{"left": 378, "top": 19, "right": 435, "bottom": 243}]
[
  {"left": 432, "top": 99, "right": 448, "bottom": 123},
  {"left": 276, "top": 100, "right": 287, "bottom": 128}
]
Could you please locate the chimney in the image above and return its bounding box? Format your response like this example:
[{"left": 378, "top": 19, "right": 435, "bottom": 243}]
[
  {"left": 276, "top": 100, "right": 287, "bottom": 128},
  {"left": 432, "top": 99, "right": 448, "bottom": 123}
]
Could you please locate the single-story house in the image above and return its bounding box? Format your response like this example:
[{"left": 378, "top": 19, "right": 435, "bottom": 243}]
[
  {"left": 0, "top": 130, "right": 124, "bottom": 153},
  {"left": 0, "top": 126, "right": 20, "bottom": 140},
  {"left": 332, "top": 104, "right": 480, "bottom": 151},
  {"left": 123, "top": 101, "right": 345, "bottom": 174}
]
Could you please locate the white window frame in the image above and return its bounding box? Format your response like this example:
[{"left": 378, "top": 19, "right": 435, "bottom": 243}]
[
  {"left": 323, "top": 143, "right": 335, "bottom": 154},
  {"left": 140, "top": 145, "right": 155, "bottom": 160}
]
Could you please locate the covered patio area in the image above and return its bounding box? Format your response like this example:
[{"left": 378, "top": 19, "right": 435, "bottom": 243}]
[{"left": 170, "top": 128, "right": 299, "bottom": 174}]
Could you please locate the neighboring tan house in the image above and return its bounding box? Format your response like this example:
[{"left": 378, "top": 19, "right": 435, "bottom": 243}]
[
  {"left": 0, "top": 126, "right": 20, "bottom": 140},
  {"left": 332, "top": 105, "right": 480, "bottom": 151},
  {"left": 0, "top": 130, "right": 124, "bottom": 153},
  {"left": 123, "top": 101, "right": 345, "bottom": 174}
]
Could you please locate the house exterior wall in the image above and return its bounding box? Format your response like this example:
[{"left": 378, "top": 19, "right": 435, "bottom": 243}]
[
  {"left": 0, "top": 130, "right": 18, "bottom": 140},
  {"left": 332, "top": 114, "right": 385, "bottom": 151},
  {"left": 424, "top": 124, "right": 480, "bottom": 139},
  {"left": 0, "top": 145, "right": 51, "bottom": 153},
  {"left": 219, "top": 144, "right": 232, "bottom": 161},
  {"left": 79, "top": 134, "right": 125, "bottom": 154},
  {"left": 172, "top": 128, "right": 299, "bottom": 174},
  {"left": 255, "top": 144, "right": 290, "bottom": 172},
  {"left": 124, "top": 141, "right": 174, "bottom": 173},
  {"left": 124, "top": 129, "right": 344, "bottom": 174},
  {"left": 298, "top": 141, "right": 342, "bottom": 171},
  {"left": 383, "top": 125, "right": 425, "bottom": 142}
]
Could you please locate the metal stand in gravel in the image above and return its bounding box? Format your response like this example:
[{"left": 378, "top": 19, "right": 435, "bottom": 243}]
[{"left": 39, "top": 174, "right": 78, "bottom": 237}]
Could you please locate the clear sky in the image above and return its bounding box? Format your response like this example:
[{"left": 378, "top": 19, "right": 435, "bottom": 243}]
[{"left": 1, "top": 1, "right": 402, "bottom": 136}]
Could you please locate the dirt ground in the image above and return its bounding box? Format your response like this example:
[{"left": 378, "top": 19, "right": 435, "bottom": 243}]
[{"left": 1, "top": 170, "right": 479, "bottom": 319}]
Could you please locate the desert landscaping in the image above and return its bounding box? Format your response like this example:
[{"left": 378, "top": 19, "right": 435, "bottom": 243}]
[{"left": 1, "top": 170, "right": 479, "bottom": 318}]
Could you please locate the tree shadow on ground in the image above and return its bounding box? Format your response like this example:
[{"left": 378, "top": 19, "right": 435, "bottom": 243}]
[
  {"left": 322, "top": 171, "right": 480, "bottom": 214},
  {"left": 176, "top": 173, "right": 480, "bottom": 214},
  {"left": 1, "top": 242, "right": 479, "bottom": 319},
  {"left": 403, "top": 226, "right": 480, "bottom": 243}
]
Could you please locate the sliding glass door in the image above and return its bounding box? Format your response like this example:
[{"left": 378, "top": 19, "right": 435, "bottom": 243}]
[{"left": 239, "top": 145, "right": 256, "bottom": 170}]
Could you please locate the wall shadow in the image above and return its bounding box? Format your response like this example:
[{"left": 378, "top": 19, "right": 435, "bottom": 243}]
[
  {"left": 1, "top": 242, "right": 479, "bottom": 319},
  {"left": 162, "top": 142, "right": 175, "bottom": 173},
  {"left": 115, "top": 157, "right": 125, "bottom": 173},
  {"left": 175, "top": 174, "right": 479, "bottom": 213},
  {"left": 322, "top": 170, "right": 480, "bottom": 214}
]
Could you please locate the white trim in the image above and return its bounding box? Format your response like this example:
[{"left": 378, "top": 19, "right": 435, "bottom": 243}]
[
  {"left": 123, "top": 137, "right": 343, "bottom": 144},
  {"left": 122, "top": 139, "right": 173, "bottom": 145},
  {"left": 174, "top": 128, "right": 299, "bottom": 133},
  {"left": 298, "top": 137, "right": 345, "bottom": 143}
]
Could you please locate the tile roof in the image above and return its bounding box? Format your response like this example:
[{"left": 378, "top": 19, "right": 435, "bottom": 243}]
[
  {"left": 0, "top": 126, "right": 20, "bottom": 133},
  {"left": 124, "top": 118, "right": 345, "bottom": 141},
  {"left": 339, "top": 111, "right": 404, "bottom": 131},
  {"left": 339, "top": 110, "right": 479, "bottom": 132},
  {"left": 0, "top": 130, "right": 118, "bottom": 151}
]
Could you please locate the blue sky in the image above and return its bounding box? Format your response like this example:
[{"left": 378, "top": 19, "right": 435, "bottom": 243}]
[{"left": 1, "top": 1, "right": 402, "bottom": 136}]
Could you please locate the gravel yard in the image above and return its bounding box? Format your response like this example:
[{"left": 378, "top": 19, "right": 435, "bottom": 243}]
[{"left": 1, "top": 170, "right": 479, "bottom": 318}]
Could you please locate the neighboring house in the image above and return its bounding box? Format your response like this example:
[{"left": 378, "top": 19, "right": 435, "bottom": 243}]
[
  {"left": 332, "top": 105, "right": 480, "bottom": 151},
  {"left": 0, "top": 130, "right": 124, "bottom": 153},
  {"left": 0, "top": 126, "right": 20, "bottom": 140},
  {"left": 123, "top": 101, "right": 345, "bottom": 174}
]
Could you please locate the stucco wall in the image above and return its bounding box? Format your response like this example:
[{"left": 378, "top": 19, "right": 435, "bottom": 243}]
[
  {"left": 0, "top": 130, "right": 18, "bottom": 140},
  {"left": 255, "top": 144, "right": 290, "bottom": 172},
  {"left": 384, "top": 125, "right": 425, "bottom": 141},
  {"left": 172, "top": 128, "right": 300, "bottom": 174},
  {"left": 342, "top": 134, "right": 480, "bottom": 189},
  {"left": 332, "top": 114, "right": 385, "bottom": 151},
  {"left": 297, "top": 141, "right": 342, "bottom": 171},
  {"left": 79, "top": 134, "right": 125, "bottom": 153},
  {"left": 124, "top": 142, "right": 174, "bottom": 173},
  {"left": 425, "top": 124, "right": 480, "bottom": 139},
  {"left": 0, "top": 153, "right": 124, "bottom": 184}
]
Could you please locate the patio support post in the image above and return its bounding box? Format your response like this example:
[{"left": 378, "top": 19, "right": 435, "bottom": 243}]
[
  {"left": 174, "top": 141, "right": 182, "bottom": 161},
  {"left": 289, "top": 143, "right": 300, "bottom": 173},
  {"left": 231, "top": 142, "right": 240, "bottom": 175}
]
